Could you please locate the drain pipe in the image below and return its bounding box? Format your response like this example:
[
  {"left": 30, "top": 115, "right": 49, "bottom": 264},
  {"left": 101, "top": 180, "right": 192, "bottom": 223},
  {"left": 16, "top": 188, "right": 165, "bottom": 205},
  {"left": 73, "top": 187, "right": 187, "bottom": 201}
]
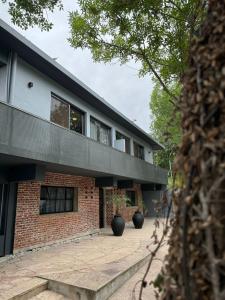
[{"left": 7, "top": 51, "right": 17, "bottom": 104}]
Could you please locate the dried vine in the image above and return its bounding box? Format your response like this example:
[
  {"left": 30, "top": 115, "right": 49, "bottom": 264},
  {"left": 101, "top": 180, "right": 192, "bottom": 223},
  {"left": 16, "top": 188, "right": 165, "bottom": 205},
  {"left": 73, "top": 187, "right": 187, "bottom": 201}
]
[{"left": 157, "top": 1, "right": 225, "bottom": 299}]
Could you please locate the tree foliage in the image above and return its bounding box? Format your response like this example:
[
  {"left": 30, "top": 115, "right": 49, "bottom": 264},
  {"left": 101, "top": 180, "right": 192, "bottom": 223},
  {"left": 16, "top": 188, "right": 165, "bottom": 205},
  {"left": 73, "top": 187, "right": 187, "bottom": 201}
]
[
  {"left": 150, "top": 82, "right": 181, "bottom": 170},
  {"left": 1, "top": 0, "right": 62, "bottom": 30},
  {"left": 69, "top": 0, "right": 206, "bottom": 102}
]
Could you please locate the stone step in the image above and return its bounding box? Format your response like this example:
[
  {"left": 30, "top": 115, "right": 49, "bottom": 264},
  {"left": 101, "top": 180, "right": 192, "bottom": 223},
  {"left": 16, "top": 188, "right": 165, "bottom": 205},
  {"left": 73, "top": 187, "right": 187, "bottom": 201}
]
[
  {"left": 30, "top": 290, "right": 69, "bottom": 300},
  {"left": 0, "top": 277, "right": 48, "bottom": 300},
  {"left": 41, "top": 251, "right": 151, "bottom": 300}
]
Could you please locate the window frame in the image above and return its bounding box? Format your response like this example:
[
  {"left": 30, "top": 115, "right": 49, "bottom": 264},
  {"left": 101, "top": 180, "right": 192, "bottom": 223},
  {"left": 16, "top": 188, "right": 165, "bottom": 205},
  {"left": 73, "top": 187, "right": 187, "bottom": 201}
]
[
  {"left": 126, "top": 190, "right": 137, "bottom": 207},
  {"left": 90, "top": 116, "right": 112, "bottom": 146},
  {"left": 70, "top": 104, "right": 85, "bottom": 135},
  {"left": 50, "top": 93, "right": 85, "bottom": 135},
  {"left": 115, "top": 131, "right": 131, "bottom": 154},
  {"left": 50, "top": 94, "right": 70, "bottom": 129},
  {"left": 133, "top": 141, "right": 145, "bottom": 160},
  {"left": 39, "top": 185, "right": 78, "bottom": 215}
]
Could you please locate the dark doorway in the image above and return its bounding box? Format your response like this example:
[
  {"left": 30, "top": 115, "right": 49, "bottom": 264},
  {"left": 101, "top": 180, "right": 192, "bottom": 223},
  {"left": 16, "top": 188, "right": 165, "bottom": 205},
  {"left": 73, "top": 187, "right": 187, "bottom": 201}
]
[
  {"left": 0, "top": 184, "right": 17, "bottom": 257},
  {"left": 99, "top": 188, "right": 105, "bottom": 228}
]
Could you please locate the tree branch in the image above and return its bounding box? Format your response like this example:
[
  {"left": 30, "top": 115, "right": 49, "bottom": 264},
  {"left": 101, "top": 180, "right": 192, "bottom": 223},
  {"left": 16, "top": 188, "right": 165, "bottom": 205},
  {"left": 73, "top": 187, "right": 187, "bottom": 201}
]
[
  {"left": 97, "top": 38, "right": 179, "bottom": 108},
  {"left": 138, "top": 192, "right": 172, "bottom": 299},
  {"left": 138, "top": 48, "right": 179, "bottom": 107}
]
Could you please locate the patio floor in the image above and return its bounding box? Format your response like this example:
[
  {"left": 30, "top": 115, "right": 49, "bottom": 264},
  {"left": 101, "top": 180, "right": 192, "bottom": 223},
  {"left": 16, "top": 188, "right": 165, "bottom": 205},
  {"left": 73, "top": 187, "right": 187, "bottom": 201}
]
[{"left": 0, "top": 218, "right": 167, "bottom": 300}]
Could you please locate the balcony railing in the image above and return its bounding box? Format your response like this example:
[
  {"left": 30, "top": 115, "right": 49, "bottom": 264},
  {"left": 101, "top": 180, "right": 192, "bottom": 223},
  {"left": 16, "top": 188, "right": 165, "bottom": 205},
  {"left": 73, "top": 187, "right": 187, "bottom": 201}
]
[{"left": 0, "top": 101, "right": 167, "bottom": 184}]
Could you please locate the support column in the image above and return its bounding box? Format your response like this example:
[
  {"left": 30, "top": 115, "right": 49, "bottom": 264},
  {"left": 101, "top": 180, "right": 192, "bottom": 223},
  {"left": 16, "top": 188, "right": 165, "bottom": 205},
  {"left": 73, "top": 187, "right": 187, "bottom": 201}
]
[
  {"left": 130, "top": 137, "right": 134, "bottom": 156},
  {"left": 111, "top": 127, "right": 116, "bottom": 147},
  {"left": 86, "top": 111, "right": 90, "bottom": 137},
  {"left": 8, "top": 51, "right": 17, "bottom": 105}
]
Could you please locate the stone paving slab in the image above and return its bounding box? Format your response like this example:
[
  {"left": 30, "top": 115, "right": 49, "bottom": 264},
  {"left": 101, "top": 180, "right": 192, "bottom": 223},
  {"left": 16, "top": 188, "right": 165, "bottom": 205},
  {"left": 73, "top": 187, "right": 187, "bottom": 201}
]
[
  {"left": 30, "top": 290, "right": 69, "bottom": 300},
  {"left": 109, "top": 246, "right": 167, "bottom": 300},
  {"left": 40, "top": 242, "right": 148, "bottom": 291},
  {"left": 0, "top": 219, "right": 165, "bottom": 299},
  {"left": 0, "top": 277, "right": 47, "bottom": 300}
]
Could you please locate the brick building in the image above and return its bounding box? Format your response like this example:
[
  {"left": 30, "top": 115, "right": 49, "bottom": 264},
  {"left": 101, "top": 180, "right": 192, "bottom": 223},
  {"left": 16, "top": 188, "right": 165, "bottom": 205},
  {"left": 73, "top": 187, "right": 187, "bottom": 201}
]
[{"left": 0, "top": 20, "right": 167, "bottom": 257}]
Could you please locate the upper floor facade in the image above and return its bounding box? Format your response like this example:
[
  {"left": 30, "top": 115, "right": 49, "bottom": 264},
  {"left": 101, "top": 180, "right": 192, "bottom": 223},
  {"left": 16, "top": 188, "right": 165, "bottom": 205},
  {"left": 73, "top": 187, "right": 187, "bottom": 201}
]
[{"left": 0, "top": 19, "right": 167, "bottom": 186}]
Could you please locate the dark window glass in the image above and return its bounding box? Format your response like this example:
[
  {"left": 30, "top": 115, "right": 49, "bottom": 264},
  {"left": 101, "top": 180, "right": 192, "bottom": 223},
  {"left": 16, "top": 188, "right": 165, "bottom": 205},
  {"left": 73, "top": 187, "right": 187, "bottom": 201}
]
[
  {"left": 50, "top": 96, "right": 69, "bottom": 128},
  {"left": 126, "top": 191, "right": 136, "bottom": 207},
  {"left": 51, "top": 95, "right": 85, "bottom": 135},
  {"left": 70, "top": 106, "right": 85, "bottom": 134},
  {"left": 90, "top": 117, "right": 111, "bottom": 146},
  {"left": 116, "top": 131, "right": 130, "bottom": 154},
  {"left": 133, "top": 142, "right": 145, "bottom": 160},
  {"left": 40, "top": 186, "right": 77, "bottom": 214}
]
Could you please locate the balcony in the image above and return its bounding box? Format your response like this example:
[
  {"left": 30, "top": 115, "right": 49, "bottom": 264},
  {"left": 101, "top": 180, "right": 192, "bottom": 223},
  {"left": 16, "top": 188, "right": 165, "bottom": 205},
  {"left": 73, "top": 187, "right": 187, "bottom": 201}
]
[{"left": 0, "top": 101, "right": 167, "bottom": 184}]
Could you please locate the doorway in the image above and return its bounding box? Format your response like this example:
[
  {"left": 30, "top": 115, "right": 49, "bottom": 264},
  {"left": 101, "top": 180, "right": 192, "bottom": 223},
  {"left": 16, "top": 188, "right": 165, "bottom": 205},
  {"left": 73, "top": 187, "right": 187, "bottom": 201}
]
[
  {"left": 99, "top": 188, "right": 105, "bottom": 228},
  {"left": 0, "top": 184, "right": 17, "bottom": 257}
]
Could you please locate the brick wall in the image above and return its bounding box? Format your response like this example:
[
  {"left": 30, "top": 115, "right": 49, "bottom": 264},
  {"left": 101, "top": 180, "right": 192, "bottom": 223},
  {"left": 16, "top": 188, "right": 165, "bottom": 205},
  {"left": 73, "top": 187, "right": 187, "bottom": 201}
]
[
  {"left": 14, "top": 172, "right": 99, "bottom": 250},
  {"left": 105, "top": 184, "right": 143, "bottom": 225}
]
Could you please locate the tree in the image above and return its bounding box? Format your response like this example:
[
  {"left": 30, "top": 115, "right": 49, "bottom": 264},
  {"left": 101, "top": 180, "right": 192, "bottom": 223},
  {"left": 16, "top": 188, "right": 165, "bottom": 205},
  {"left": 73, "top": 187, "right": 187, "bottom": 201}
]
[
  {"left": 150, "top": 82, "right": 181, "bottom": 170},
  {"left": 156, "top": 1, "right": 225, "bottom": 299},
  {"left": 69, "top": 0, "right": 206, "bottom": 104},
  {"left": 1, "top": 0, "right": 62, "bottom": 31}
]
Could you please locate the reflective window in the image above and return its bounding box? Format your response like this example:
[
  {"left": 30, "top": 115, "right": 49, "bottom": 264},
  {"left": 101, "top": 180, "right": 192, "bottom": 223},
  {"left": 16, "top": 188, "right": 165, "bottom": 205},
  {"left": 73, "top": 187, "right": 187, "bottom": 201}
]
[
  {"left": 40, "top": 186, "right": 77, "bottom": 214},
  {"left": 50, "top": 95, "right": 85, "bottom": 135},
  {"left": 115, "top": 131, "right": 130, "bottom": 154},
  {"left": 70, "top": 106, "right": 84, "bottom": 134},
  {"left": 90, "top": 117, "right": 111, "bottom": 146},
  {"left": 126, "top": 191, "right": 136, "bottom": 207},
  {"left": 50, "top": 96, "right": 69, "bottom": 128},
  {"left": 133, "top": 142, "right": 145, "bottom": 160}
]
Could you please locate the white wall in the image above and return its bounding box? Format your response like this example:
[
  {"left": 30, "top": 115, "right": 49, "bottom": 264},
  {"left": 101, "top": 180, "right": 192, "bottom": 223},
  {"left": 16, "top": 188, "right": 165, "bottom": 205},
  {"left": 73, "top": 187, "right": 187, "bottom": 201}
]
[{"left": 12, "top": 56, "right": 154, "bottom": 163}]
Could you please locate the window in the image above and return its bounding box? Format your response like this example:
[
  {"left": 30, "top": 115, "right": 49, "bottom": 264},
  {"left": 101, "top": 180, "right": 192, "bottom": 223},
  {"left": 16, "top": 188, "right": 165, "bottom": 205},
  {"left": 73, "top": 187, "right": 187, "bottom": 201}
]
[
  {"left": 115, "top": 131, "right": 130, "bottom": 154},
  {"left": 133, "top": 142, "right": 145, "bottom": 160},
  {"left": 70, "top": 106, "right": 85, "bottom": 134},
  {"left": 50, "top": 95, "right": 85, "bottom": 134},
  {"left": 126, "top": 191, "right": 136, "bottom": 207},
  {"left": 90, "top": 117, "right": 111, "bottom": 146},
  {"left": 40, "top": 186, "right": 77, "bottom": 214},
  {"left": 50, "top": 96, "right": 69, "bottom": 128}
]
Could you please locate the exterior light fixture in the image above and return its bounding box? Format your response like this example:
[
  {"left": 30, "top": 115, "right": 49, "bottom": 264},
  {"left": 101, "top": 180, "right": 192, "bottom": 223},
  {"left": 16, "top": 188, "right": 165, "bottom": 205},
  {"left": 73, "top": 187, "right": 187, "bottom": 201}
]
[{"left": 28, "top": 82, "right": 34, "bottom": 88}]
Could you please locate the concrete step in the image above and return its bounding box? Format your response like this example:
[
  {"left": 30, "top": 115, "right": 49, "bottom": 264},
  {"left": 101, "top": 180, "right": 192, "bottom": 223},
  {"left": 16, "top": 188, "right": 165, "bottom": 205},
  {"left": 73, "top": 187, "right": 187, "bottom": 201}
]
[
  {"left": 41, "top": 251, "right": 151, "bottom": 300},
  {"left": 0, "top": 277, "right": 48, "bottom": 300},
  {"left": 30, "top": 290, "right": 69, "bottom": 300}
]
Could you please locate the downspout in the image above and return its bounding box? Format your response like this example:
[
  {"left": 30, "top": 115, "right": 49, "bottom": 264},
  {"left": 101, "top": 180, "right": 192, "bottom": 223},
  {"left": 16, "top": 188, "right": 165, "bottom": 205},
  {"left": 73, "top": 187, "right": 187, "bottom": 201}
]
[{"left": 7, "top": 51, "right": 17, "bottom": 104}]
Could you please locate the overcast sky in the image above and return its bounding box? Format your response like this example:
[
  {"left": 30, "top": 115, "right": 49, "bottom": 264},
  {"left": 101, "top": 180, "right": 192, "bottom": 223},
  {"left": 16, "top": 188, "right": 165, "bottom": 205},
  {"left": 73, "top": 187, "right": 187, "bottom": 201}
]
[{"left": 0, "top": 0, "right": 154, "bottom": 132}]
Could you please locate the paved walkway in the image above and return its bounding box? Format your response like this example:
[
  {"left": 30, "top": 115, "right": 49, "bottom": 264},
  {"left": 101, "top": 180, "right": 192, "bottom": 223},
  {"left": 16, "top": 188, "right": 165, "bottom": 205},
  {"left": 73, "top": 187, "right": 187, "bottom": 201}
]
[
  {"left": 0, "top": 219, "right": 167, "bottom": 299},
  {"left": 109, "top": 247, "right": 167, "bottom": 299}
]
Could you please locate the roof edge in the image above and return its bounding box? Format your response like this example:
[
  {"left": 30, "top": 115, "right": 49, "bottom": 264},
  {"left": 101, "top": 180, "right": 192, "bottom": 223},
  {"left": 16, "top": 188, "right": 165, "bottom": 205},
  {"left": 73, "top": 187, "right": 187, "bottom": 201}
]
[{"left": 0, "top": 18, "right": 164, "bottom": 150}]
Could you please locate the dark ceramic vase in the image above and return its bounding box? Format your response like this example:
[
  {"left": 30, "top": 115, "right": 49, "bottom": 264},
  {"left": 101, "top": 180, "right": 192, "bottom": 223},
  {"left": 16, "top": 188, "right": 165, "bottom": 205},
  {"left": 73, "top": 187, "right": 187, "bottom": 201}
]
[
  {"left": 132, "top": 211, "right": 144, "bottom": 229},
  {"left": 111, "top": 215, "right": 125, "bottom": 236}
]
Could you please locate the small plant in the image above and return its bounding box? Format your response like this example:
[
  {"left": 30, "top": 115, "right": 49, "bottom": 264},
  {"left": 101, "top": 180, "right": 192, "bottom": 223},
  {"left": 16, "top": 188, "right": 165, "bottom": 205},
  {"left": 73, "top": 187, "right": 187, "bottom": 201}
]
[
  {"left": 111, "top": 194, "right": 129, "bottom": 215},
  {"left": 136, "top": 198, "right": 148, "bottom": 215}
]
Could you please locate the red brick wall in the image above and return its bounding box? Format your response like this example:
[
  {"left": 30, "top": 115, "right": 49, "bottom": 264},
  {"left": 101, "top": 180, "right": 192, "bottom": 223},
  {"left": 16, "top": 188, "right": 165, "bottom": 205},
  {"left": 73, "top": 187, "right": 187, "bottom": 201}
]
[
  {"left": 14, "top": 172, "right": 99, "bottom": 250},
  {"left": 105, "top": 184, "right": 143, "bottom": 225}
]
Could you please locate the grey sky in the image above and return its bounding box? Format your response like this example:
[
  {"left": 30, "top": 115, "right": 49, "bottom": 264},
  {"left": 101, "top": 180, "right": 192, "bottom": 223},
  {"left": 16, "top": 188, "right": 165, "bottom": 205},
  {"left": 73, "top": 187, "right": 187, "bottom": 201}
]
[{"left": 0, "top": 0, "right": 154, "bottom": 132}]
